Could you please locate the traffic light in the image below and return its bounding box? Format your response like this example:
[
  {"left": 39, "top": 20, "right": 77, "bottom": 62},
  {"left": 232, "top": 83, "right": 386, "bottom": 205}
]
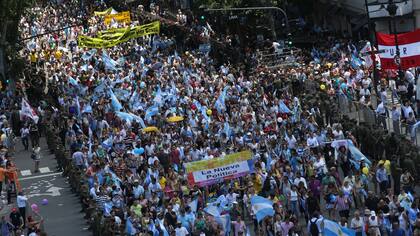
[
  {"left": 200, "top": 15, "right": 205, "bottom": 20},
  {"left": 286, "top": 33, "right": 292, "bottom": 47}
]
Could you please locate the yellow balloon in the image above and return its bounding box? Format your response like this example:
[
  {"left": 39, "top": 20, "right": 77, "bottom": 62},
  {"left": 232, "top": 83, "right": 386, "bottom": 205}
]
[
  {"left": 362, "top": 167, "right": 369, "bottom": 175},
  {"left": 206, "top": 109, "right": 212, "bottom": 116},
  {"left": 320, "top": 84, "right": 326, "bottom": 90}
]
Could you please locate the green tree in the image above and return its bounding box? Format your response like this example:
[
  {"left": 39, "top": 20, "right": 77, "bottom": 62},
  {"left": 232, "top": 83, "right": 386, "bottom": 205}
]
[{"left": 0, "top": 0, "right": 31, "bottom": 92}]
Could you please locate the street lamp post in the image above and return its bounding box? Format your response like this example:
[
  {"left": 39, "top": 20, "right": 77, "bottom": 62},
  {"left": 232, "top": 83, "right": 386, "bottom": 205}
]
[{"left": 386, "top": 0, "right": 404, "bottom": 80}]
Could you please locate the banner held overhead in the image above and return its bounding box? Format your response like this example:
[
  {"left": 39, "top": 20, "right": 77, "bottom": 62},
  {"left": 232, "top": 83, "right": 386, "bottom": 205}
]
[{"left": 185, "top": 151, "right": 254, "bottom": 187}]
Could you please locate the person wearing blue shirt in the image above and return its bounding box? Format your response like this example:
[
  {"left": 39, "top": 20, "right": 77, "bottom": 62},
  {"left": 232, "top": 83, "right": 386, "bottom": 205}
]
[
  {"left": 185, "top": 206, "right": 196, "bottom": 231},
  {"left": 376, "top": 164, "right": 388, "bottom": 194},
  {"left": 408, "top": 203, "right": 419, "bottom": 226},
  {"left": 391, "top": 222, "right": 406, "bottom": 236},
  {"left": 177, "top": 208, "right": 193, "bottom": 232},
  {"left": 132, "top": 180, "right": 144, "bottom": 199}
]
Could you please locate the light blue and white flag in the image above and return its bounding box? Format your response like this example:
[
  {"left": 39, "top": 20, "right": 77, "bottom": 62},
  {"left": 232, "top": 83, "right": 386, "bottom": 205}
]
[
  {"left": 411, "top": 121, "right": 420, "bottom": 139},
  {"left": 145, "top": 105, "right": 159, "bottom": 122},
  {"left": 81, "top": 64, "right": 89, "bottom": 71},
  {"left": 188, "top": 198, "right": 198, "bottom": 213},
  {"left": 266, "top": 153, "right": 273, "bottom": 171},
  {"left": 157, "top": 219, "right": 169, "bottom": 236},
  {"left": 129, "top": 89, "right": 143, "bottom": 111},
  {"left": 75, "top": 96, "right": 81, "bottom": 118},
  {"left": 108, "top": 89, "right": 123, "bottom": 111},
  {"left": 102, "top": 52, "right": 120, "bottom": 71},
  {"left": 323, "top": 219, "right": 356, "bottom": 236},
  {"left": 114, "top": 88, "right": 131, "bottom": 101},
  {"left": 104, "top": 201, "right": 113, "bottom": 216},
  {"left": 68, "top": 76, "right": 78, "bottom": 86},
  {"left": 223, "top": 122, "right": 231, "bottom": 138},
  {"left": 279, "top": 100, "right": 291, "bottom": 113},
  {"left": 331, "top": 139, "right": 371, "bottom": 169},
  {"left": 116, "top": 111, "right": 146, "bottom": 128},
  {"left": 94, "top": 83, "right": 107, "bottom": 94},
  {"left": 82, "top": 104, "right": 93, "bottom": 113},
  {"left": 125, "top": 217, "right": 137, "bottom": 235},
  {"left": 350, "top": 54, "right": 362, "bottom": 69},
  {"left": 215, "top": 86, "right": 229, "bottom": 114},
  {"left": 215, "top": 214, "right": 231, "bottom": 236},
  {"left": 81, "top": 49, "right": 97, "bottom": 61},
  {"left": 347, "top": 140, "right": 371, "bottom": 168},
  {"left": 204, "top": 205, "right": 221, "bottom": 217},
  {"left": 153, "top": 86, "right": 163, "bottom": 107},
  {"left": 102, "top": 135, "right": 114, "bottom": 150},
  {"left": 251, "top": 196, "right": 274, "bottom": 222},
  {"left": 117, "top": 56, "right": 126, "bottom": 66}
]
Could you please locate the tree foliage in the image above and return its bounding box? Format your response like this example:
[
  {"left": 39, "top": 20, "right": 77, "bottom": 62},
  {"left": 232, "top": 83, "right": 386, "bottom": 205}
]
[{"left": 0, "top": 0, "right": 32, "bottom": 86}]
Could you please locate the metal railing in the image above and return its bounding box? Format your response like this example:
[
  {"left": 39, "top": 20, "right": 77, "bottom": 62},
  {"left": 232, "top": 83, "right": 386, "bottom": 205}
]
[{"left": 336, "top": 94, "right": 419, "bottom": 147}]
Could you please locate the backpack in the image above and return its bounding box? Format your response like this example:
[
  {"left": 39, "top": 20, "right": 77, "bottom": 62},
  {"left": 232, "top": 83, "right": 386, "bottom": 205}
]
[{"left": 309, "top": 218, "right": 319, "bottom": 236}]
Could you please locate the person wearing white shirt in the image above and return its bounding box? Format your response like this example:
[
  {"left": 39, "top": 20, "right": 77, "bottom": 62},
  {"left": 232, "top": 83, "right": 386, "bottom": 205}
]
[
  {"left": 145, "top": 144, "right": 155, "bottom": 156},
  {"left": 392, "top": 105, "right": 401, "bottom": 134},
  {"left": 148, "top": 156, "right": 159, "bottom": 166},
  {"left": 307, "top": 133, "right": 319, "bottom": 149},
  {"left": 376, "top": 102, "right": 387, "bottom": 129},
  {"left": 389, "top": 79, "right": 398, "bottom": 104},
  {"left": 405, "top": 70, "right": 415, "bottom": 84},
  {"left": 332, "top": 127, "right": 344, "bottom": 140},
  {"left": 17, "top": 192, "right": 28, "bottom": 226},
  {"left": 175, "top": 222, "right": 189, "bottom": 236},
  {"left": 359, "top": 87, "right": 371, "bottom": 98},
  {"left": 285, "top": 134, "right": 296, "bottom": 149},
  {"left": 293, "top": 172, "right": 307, "bottom": 189},
  {"left": 350, "top": 211, "right": 364, "bottom": 234},
  {"left": 379, "top": 89, "right": 387, "bottom": 105},
  {"left": 226, "top": 190, "right": 239, "bottom": 204},
  {"left": 314, "top": 155, "right": 327, "bottom": 177},
  {"left": 362, "top": 77, "right": 371, "bottom": 89},
  {"left": 20, "top": 125, "right": 30, "bottom": 151},
  {"left": 401, "top": 102, "right": 414, "bottom": 120}
]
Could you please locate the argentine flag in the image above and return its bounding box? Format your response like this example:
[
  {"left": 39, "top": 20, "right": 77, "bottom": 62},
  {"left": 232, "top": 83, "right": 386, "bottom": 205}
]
[
  {"left": 323, "top": 219, "right": 356, "bottom": 236},
  {"left": 215, "top": 214, "right": 231, "bottom": 236},
  {"left": 125, "top": 217, "right": 137, "bottom": 235},
  {"left": 251, "top": 196, "right": 274, "bottom": 222},
  {"left": 102, "top": 135, "right": 114, "bottom": 150},
  {"left": 279, "top": 100, "right": 291, "bottom": 113},
  {"left": 204, "top": 205, "right": 221, "bottom": 217}
]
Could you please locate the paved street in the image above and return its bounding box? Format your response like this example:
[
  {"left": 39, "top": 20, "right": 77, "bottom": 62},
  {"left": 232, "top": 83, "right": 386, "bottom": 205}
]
[{"left": 3, "top": 138, "right": 90, "bottom": 236}]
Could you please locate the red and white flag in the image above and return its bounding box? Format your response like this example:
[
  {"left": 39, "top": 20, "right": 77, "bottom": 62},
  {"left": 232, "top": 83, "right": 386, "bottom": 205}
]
[
  {"left": 20, "top": 99, "right": 39, "bottom": 124},
  {"left": 377, "top": 29, "right": 420, "bottom": 69}
]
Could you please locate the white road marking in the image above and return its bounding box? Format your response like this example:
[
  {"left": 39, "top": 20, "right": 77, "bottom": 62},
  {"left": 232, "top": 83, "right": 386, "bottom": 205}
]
[
  {"left": 27, "top": 186, "right": 63, "bottom": 198},
  {"left": 21, "top": 170, "right": 32, "bottom": 176},
  {"left": 19, "top": 172, "right": 63, "bottom": 181},
  {"left": 39, "top": 167, "right": 51, "bottom": 173}
]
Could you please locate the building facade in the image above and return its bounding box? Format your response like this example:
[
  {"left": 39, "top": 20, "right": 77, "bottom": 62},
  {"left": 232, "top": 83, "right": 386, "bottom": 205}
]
[{"left": 312, "top": 0, "right": 419, "bottom": 39}]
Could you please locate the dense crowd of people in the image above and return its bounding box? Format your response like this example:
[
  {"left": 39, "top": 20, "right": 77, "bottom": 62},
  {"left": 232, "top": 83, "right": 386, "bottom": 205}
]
[{"left": 0, "top": 0, "right": 419, "bottom": 236}]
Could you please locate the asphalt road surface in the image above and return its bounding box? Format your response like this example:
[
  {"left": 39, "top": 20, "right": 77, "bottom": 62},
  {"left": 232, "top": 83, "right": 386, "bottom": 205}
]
[{"left": 4, "top": 138, "right": 90, "bottom": 236}]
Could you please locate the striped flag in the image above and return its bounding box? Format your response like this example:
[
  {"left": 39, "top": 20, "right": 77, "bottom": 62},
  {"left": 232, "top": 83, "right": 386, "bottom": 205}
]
[
  {"left": 251, "top": 196, "right": 274, "bottom": 222},
  {"left": 377, "top": 29, "right": 420, "bottom": 69},
  {"left": 323, "top": 219, "right": 356, "bottom": 236}
]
